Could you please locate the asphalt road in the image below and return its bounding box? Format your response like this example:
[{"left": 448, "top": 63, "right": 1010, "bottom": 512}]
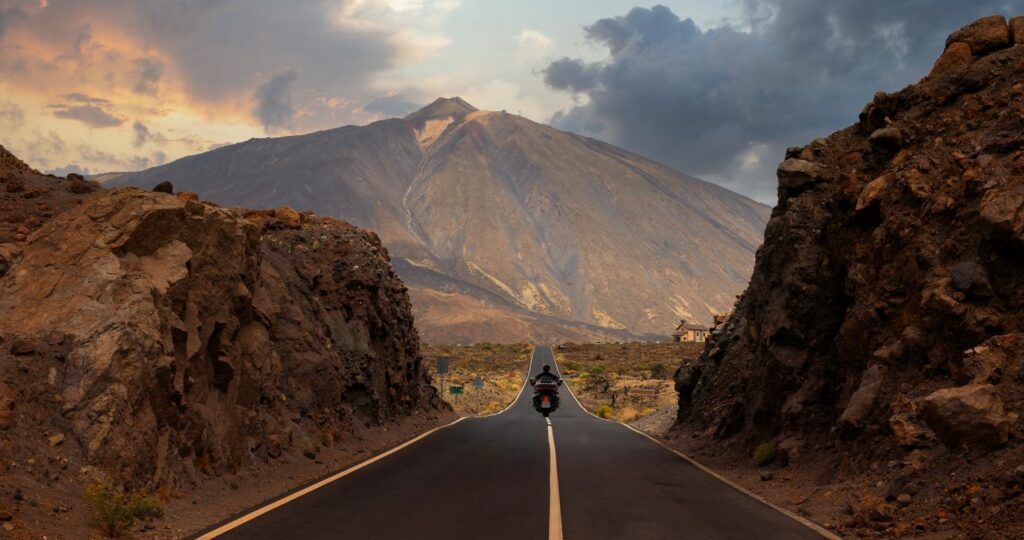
[{"left": 203, "top": 346, "right": 828, "bottom": 540}]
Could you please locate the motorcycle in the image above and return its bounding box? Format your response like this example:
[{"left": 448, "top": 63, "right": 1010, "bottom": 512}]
[{"left": 531, "top": 378, "right": 562, "bottom": 417}]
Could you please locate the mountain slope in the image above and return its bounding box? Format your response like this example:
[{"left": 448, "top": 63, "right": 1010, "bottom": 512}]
[{"left": 111, "top": 98, "right": 770, "bottom": 342}]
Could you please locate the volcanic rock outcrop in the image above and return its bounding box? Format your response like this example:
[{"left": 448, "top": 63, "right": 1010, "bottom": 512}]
[
  {"left": 677, "top": 15, "right": 1024, "bottom": 454},
  {"left": 0, "top": 155, "right": 444, "bottom": 491}
]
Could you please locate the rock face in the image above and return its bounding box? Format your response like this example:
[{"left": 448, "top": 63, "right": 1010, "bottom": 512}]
[
  {"left": 0, "top": 184, "right": 443, "bottom": 487},
  {"left": 677, "top": 16, "right": 1024, "bottom": 456},
  {"left": 109, "top": 98, "right": 770, "bottom": 343}
]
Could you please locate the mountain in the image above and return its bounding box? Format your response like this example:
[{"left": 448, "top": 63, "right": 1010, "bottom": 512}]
[{"left": 110, "top": 98, "right": 771, "bottom": 343}]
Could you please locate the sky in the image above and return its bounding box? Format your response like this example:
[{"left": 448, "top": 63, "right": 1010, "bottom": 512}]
[{"left": 0, "top": 0, "right": 1019, "bottom": 202}]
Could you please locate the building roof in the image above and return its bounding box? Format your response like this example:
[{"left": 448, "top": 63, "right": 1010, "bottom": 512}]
[{"left": 674, "top": 319, "right": 708, "bottom": 332}]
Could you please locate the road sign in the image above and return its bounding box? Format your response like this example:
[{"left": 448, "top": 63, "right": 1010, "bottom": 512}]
[
  {"left": 436, "top": 357, "right": 450, "bottom": 375},
  {"left": 472, "top": 375, "right": 483, "bottom": 413},
  {"left": 449, "top": 384, "right": 464, "bottom": 406}
]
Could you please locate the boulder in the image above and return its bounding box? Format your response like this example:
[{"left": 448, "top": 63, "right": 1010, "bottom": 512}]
[
  {"left": 177, "top": 191, "right": 200, "bottom": 202},
  {"left": 855, "top": 174, "right": 890, "bottom": 212},
  {"left": 930, "top": 42, "right": 973, "bottom": 77},
  {"left": 274, "top": 206, "right": 302, "bottom": 229},
  {"left": 949, "top": 260, "right": 992, "bottom": 298},
  {"left": 1011, "top": 16, "right": 1024, "bottom": 46},
  {"left": 777, "top": 158, "right": 829, "bottom": 195},
  {"left": 151, "top": 181, "right": 174, "bottom": 193},
  {"left": 921, "top": 384, "right": 1010, "bottom": 449},
  {"left": 945, "top": 15, "right": 1010, "bottom": 56},
  {"left": 66, "top": 174, "right": 99, "bottom": 194},
  {"left": 838, "top": 363, "right": 885, "bottom": 431},
  {"left": 869, "top": 127, "right": 903, "bottom": 150}
]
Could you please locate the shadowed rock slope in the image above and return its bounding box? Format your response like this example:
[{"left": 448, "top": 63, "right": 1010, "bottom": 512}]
[
  {"left": 0, "top": 152, "right": 446, "bottom": 497},
  {"left": 110, "top": 99, "right": 770, "bottom": 343},
  {"left": 675, "top": 15, "right": 1024, "bottom": 536}
]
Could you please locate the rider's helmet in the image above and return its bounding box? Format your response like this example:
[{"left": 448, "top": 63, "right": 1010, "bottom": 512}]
[{"left": 542, "top": 365, "right": 551, "bottom": 372}]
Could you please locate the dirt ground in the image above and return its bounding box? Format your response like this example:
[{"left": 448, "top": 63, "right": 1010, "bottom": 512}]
[
  {"left": 553, "top": 342, "right": 702, "bottom": 423},
  {"left": 0, "top": 408, "right": 456, "bottom": 539},
  {"left": 421, "top": 344, "right": 532, "bottom": 415}
]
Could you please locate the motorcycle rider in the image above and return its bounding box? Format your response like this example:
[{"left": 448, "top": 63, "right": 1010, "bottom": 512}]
[{"left": 529, "top": 364, "right": 563, "bottom": 386}]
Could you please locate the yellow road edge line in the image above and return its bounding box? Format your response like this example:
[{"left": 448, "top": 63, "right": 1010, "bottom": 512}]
[
  {"left": 547, "top": 424, "right": 563, "bottom": 540},
  {"left": 554, "top": 353, "right": 841, "bottom": 540},
  {"left": 196, "top": 415, "right": 468, "bottom": 539}
]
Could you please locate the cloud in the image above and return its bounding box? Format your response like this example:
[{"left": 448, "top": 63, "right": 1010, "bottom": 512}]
[
  {"left": 61, "top": 92, "right": 111, "bottom": 105},
  {"left": 363, "top": 92, "right": 422, "bottom": 117},
  {"left": 132, "top": 121, "right": 150, "bottom": 147},
  {"left": 543, "top": 58, "right": 600, "bottom": 93},
  {"left": 543, "top": 2, "right": 1015, "bottom": 202},
  {"left": 132, "top": 57, "right": 163, "bottom": 95},
  {"left": 254, "top": 69, "right": 298, "bottom": 132},
  {"left": 46, "top": 163, "right": 91, "bottom": 177},
  {"left": 515, "top": 29, "right": 552, "bottom": 58},
  {"left": 51, "top": 104, "right": 124, "bottom": 127},
  {"left": 0, "top": 100, "right": 25, "bottom": 130}
]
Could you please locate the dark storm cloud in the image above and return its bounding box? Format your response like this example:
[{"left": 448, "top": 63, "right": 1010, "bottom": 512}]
[
  {"left": 255, "top": 69, "right": 298, "bottom": 132},
  {"left": 544, "top": 1, "right": 1016, "bottom": 202},
  {"left": 542, "top": 58, "right": 600, "bottom": 93},
  {"left": 363, "top": 93, "right": 422, "bottom": 117},
  {"left": 133, "top": 57, "right": 163, "bottom": 95}
]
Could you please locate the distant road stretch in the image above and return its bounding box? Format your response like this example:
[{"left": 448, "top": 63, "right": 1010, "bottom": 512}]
[{"left": 198, "top": 346, "right": 832, "bottom": 540}]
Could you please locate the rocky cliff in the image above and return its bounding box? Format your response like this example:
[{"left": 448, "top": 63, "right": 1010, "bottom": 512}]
[
  {"left": 676, "top": 14, "right": 1024, "bottom": 533},
  {"left": 110, "top": 99, "right": 770, "bottom": 343},
  {"left": 0, "top": 151, "right": 445, "bottom": 498}
]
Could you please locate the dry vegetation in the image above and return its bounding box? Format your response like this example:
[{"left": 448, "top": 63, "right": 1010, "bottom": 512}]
[
  {"left": 421, "top": 344, "right": 532, "bottom": 415},
  {"left": 554, "top": 342, "right": 703, "bottom": 427}
]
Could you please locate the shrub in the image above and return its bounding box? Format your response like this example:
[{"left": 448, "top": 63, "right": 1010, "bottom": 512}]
[
  {"left": 596, "top": 405, "right": 614, "bottom": 419},
  {"left": 129, "top": 491, "right": 165, "bottom": 520},
  {"left": 84, "top": 481, "right": 135, "bottom": 538},
  {"left": 752, "top": 442, "right": 777, "bottom": 467},
  {"left": 85, "top": 481, "right": 166, "bottom": 537},
  {"left": 649, "top": 363, "right": 668, "bottom": 379},
  {"left": 617, "top": 406, "right": 639, "bottom": 422}
]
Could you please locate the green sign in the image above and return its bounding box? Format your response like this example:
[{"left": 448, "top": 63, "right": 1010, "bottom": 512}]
[{"left": 449, "top": 385, "right": 464, "bottom": 395}]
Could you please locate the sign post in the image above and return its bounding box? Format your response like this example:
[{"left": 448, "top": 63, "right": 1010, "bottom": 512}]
[
  {"left": 472, "top": 375, "right": 484, "bottom": 413},
  {"left": 436, "top": 357, "right": 450, "bottom": 399},
  {"left": 632, "top": 385, "right": 659, "bottom": 409},
  {"left": 449, "top": 385, "right": 464, "bottom": 405}
]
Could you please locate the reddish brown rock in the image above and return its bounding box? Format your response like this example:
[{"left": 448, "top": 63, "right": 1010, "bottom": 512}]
[
  {"left": 930, "top": 42, "right": 973, "bottom": 77},
  {"left": 0, "top": 187, "right": 445, "bottom": 487},
  {"left": 274, "top": 206, "right": 301, "bottom": 228},
  {"left": 945, "top": 15, "right": 1010, "bottom": 56},
  {"left": 676, "top": 16, "right": 1024, "bottom": 463},
  {"left": 177, "top": 191, "right": 200, "bottom": 202},
  {"left": 921, "top": 384, "right": 1010, "bottom": 449},
  {"left": 1011, "top": 16, "right": 1024, "bottom": 45}
]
